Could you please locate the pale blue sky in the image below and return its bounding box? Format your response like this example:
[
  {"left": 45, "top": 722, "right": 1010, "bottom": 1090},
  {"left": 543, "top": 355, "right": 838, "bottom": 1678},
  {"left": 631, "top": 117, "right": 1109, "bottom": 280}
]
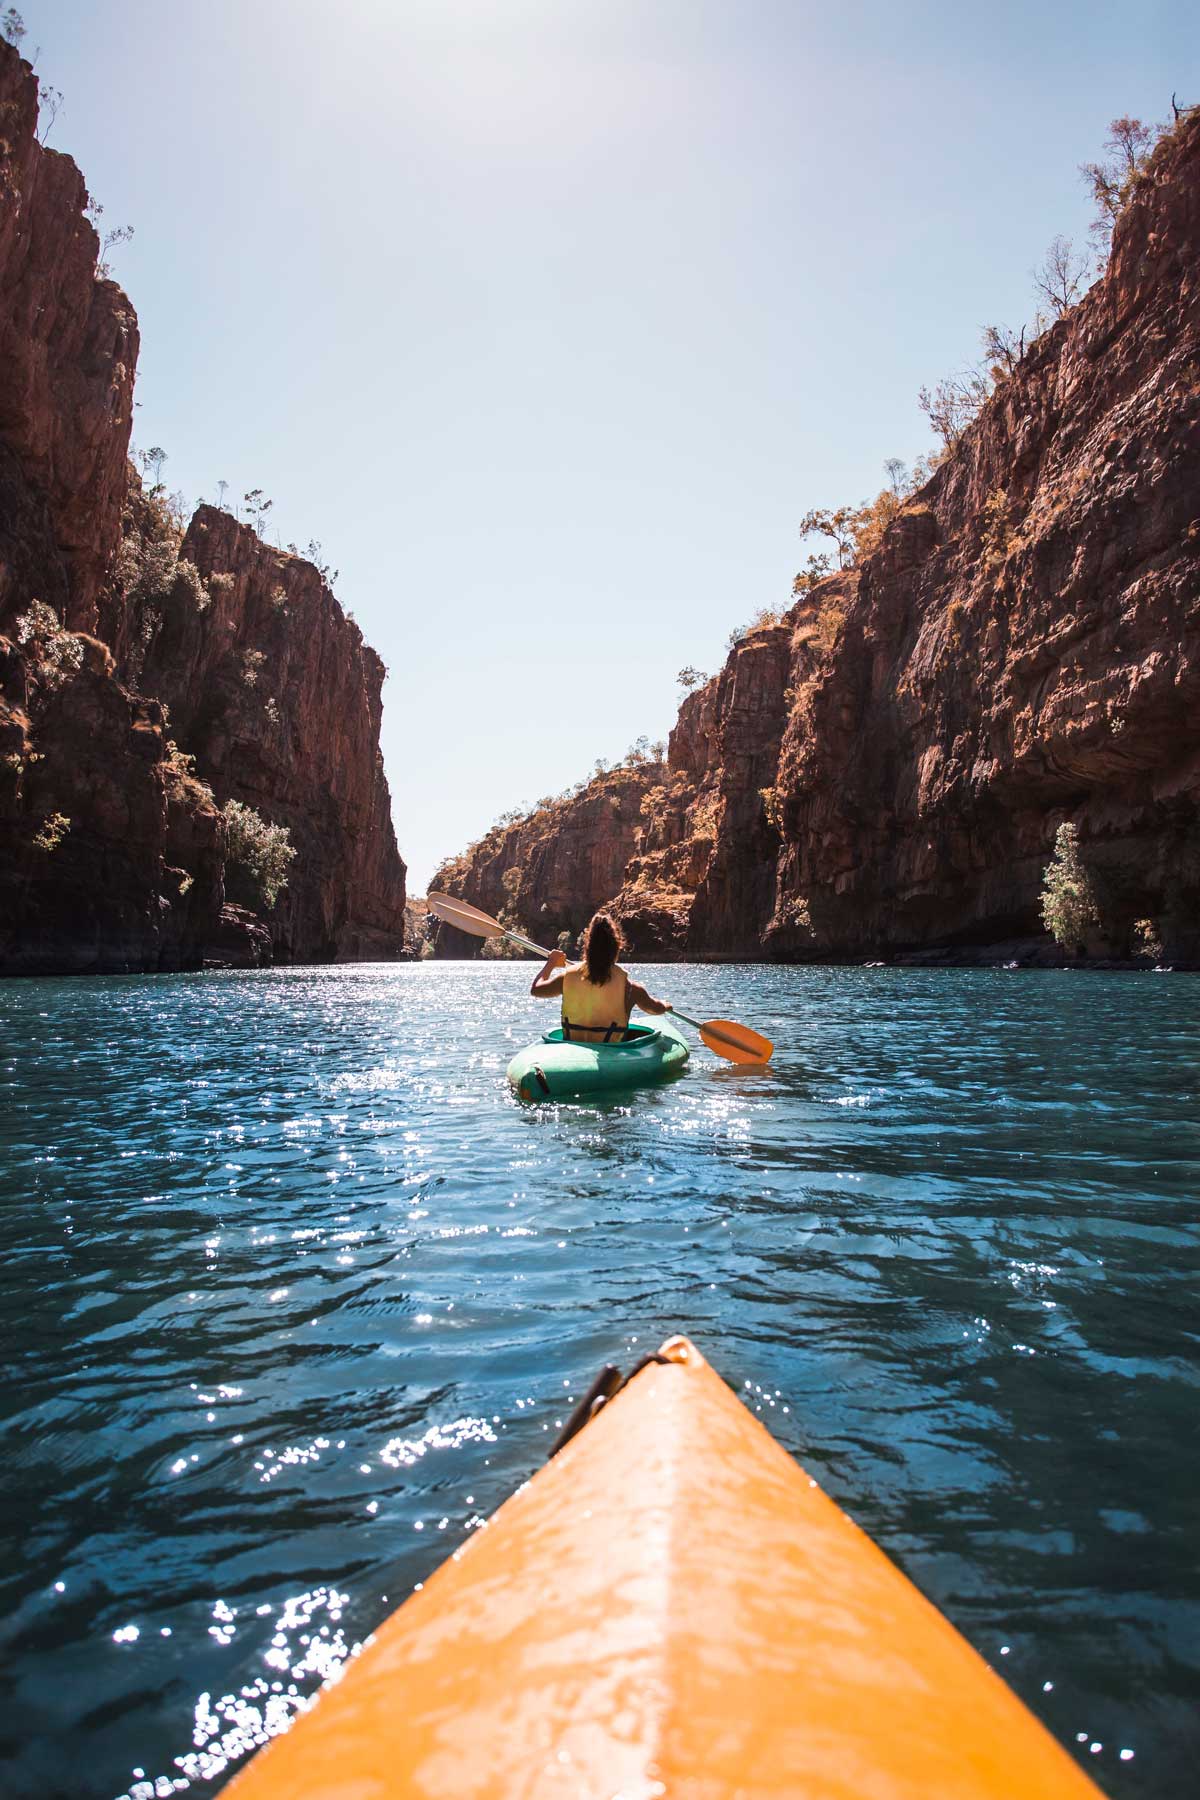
[{"left": 31, "top": 1, "right": 1196, "bottom": 888}]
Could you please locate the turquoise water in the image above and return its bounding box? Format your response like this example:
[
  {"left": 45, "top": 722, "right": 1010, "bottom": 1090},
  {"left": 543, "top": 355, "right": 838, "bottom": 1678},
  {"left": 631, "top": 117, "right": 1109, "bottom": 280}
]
[{"left": 0, "top": 963, "right": 1196, "bottom": 1799}]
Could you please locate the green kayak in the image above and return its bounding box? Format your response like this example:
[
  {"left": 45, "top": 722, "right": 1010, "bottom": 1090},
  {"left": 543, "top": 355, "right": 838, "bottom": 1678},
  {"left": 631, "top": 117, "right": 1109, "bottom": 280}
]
[{"left": 508, "top": 1017, "right": 690, "bottom": 1101}]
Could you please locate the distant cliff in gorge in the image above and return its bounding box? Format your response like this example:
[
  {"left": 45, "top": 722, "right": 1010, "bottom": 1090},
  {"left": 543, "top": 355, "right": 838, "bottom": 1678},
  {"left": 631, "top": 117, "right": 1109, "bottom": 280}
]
[
  {"left": 434, "top": 108, "right": 1200, "bottom": 967},
  {"left": 0, "top": 38, "right": 406, "bottom": 973},
  {"left": 432, "top": 759, "right": 672, "bottom": 956}
]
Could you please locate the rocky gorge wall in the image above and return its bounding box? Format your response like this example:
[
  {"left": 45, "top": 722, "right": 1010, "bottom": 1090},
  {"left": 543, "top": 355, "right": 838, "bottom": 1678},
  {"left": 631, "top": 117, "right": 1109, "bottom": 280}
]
[
  {"left": 431, "top": 761, "right": 670, "bottom": 956},
  {"left": 434, "top": 111, "right": 1200, "bottom": 966},
  {"left": 116, "top": 491, "right": 406, "bottom": 963},
  {"left": 0, "top": 39, "right": 406, "bottom": 973}
]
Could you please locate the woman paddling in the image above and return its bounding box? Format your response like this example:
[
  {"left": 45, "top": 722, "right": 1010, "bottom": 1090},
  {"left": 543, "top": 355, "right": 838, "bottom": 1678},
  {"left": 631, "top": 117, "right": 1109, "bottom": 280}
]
[{"left": 531, "top": 911, "right": 672, "bottom": 1042}]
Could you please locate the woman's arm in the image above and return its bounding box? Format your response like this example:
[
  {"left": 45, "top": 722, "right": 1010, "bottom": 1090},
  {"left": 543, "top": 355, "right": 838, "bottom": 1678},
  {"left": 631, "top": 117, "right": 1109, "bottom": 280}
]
[
  {"left": 627, "top": 978, "right": 670, "bottom": 1017},
  {"left": 531, "top": 949, "right": 568, "bottom": 998}
]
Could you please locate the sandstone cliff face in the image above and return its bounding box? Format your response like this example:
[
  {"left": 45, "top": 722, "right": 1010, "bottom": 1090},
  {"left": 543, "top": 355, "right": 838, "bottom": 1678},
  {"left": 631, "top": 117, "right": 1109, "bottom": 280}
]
[
  {"left": 123, "top": 497, "right": 406, "bottom": 961},
  {"left": 431, "top": 762, "right": 668, "bottom": 955},
  {"left": 0, "top": 39, "right": 405, "bottom": 972},
  {"left": 0, "top": 44, "right": 137, "bottom": 630},
  {"left": 0, "top": 37, "right": 203, "bottom": 974},
  {"left": 761, "top": 110, "right": 1200, "bottom": 964},
  {"left": 435, "top": 112, "right": 1200, "bottom": 966}
]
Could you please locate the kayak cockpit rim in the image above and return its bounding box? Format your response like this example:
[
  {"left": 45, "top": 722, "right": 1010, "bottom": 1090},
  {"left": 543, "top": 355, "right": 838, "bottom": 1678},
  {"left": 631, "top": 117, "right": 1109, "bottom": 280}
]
[{"left": 540, "top": 1023, "right": 664, "bottom": 1051}]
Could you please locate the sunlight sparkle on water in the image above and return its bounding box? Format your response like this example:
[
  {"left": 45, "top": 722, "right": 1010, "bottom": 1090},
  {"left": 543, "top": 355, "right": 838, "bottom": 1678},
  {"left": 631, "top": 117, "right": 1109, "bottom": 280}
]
[{"left": 0, "top": 963, "right": 1191, "bottom": 1800}]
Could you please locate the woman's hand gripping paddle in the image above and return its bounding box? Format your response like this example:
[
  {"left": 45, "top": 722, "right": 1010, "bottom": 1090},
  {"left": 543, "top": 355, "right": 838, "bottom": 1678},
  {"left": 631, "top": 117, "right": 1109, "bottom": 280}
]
[{"left": 427, "top": 893, "right": 774, "bottom": 1066}]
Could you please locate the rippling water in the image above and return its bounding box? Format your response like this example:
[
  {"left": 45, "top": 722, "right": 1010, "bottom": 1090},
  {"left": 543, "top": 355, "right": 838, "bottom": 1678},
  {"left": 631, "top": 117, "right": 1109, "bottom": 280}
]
[{"left": 0, "top": 963, "right": 1196, "bottom": 1799}]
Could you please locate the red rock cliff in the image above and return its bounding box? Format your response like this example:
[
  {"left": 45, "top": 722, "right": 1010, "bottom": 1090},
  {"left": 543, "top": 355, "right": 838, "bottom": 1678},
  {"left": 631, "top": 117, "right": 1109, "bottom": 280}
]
[
  {"left": 430, "top": 761, "right": 668, "bottom": 956},
  {"left": 0, "top": 36, "right": 208, "bottom": 974},
  {"left": 0, "top": 42, "right": 136, "bottom": 629},
  {"left": 760, "top": 108, "right": 1199, "bottom": 963},
  {"left": 123, "top": 495, "right": 406, "bottom": 961},
  {"left": 0, "top": 39, "right": 405, "bottom": 972},
  {"left": 436, "top": 111, "right": 1200, "bottom": 966}
]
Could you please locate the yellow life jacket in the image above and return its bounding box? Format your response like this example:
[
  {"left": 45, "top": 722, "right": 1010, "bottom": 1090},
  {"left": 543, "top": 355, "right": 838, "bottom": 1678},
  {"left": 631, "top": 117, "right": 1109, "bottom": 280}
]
[{"left": 562, "top": 963, "right": 631, "bottom": 1041}]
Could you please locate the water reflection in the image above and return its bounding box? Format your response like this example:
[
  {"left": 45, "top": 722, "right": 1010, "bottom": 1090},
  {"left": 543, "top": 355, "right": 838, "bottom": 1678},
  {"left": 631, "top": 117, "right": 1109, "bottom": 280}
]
[{"left": 0, "top": 964, "right": 1195, "bottom": 1798}]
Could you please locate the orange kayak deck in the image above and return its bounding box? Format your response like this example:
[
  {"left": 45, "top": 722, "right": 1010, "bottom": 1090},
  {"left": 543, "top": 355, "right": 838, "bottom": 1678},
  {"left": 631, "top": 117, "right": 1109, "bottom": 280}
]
[{"left": 228, "top": 1335, "right": 1105, "bottom": 1799}]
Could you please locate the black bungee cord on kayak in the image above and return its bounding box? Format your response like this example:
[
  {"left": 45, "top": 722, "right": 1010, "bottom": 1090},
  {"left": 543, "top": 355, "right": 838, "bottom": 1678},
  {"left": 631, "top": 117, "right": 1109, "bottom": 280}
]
[{"left": 550, "top": 1351, "right": 675, "bottom": 1458}]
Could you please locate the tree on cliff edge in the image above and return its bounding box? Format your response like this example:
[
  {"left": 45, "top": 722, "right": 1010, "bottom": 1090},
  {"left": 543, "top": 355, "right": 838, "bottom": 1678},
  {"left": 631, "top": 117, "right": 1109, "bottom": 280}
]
[
  {"left": 1033, "top": 235, "right": 1090, "bottom": 317},
  {"left": 1081, "top": 116, "right": 1157, "bottom": 247}
]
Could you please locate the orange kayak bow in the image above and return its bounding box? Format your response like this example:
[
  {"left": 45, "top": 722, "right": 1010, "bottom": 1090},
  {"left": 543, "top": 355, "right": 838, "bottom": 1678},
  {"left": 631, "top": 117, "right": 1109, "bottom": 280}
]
[{"left": 228, "top": 1335, "right": 1104, "bottom": 1799}]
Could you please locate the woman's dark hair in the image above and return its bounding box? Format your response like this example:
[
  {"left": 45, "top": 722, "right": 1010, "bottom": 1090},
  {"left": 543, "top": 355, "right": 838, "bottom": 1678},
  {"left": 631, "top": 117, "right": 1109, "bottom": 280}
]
[{"left": 583, "top": 911, "right": 621, "bottom": 985}]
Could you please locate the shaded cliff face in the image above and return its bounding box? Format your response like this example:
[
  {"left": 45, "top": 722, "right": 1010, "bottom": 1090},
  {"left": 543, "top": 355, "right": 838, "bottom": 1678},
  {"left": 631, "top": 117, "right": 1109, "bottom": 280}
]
[
  {"left": 435, "top": 111, "right": 1200, "bottom": 965},
  {"left": 122, "top": 495, "right": 406, "bottom": 961},
  {"left": 0, "top": 38, "right": 206, "bottom": 974},
  {"left": 0, "top": 39, "right": 405, "bottom": 972},
  {"left": 0, "top": 43, "right": 137, "bottom": 630},
  {"left": 430, "top": 762, "right": 667, "bottom": 955}
]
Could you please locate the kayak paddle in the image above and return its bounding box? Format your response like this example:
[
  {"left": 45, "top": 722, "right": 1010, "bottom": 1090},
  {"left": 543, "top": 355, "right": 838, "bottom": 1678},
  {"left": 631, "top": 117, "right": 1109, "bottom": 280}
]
[{"left": 427, "top": 892, "right": 773, "bottom": 1065}]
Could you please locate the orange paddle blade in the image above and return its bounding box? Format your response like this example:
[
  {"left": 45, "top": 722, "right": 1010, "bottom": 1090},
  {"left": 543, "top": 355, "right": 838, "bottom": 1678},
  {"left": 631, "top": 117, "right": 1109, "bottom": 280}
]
[
  {"left": 426, "top": 891, "right": 506, "bottom": 940},
  {"left": 699, "top": 1017, "right": 773, "bottom": 1064},
  {"left": 671, "top": 1009, "right": 772, "bottom": 1063}
]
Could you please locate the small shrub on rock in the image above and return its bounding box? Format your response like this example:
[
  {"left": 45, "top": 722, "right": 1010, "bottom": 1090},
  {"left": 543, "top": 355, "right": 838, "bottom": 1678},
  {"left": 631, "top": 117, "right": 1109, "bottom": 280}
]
[
  {"left": 811, "top": 599, "right": 846, "bottom": 653},
  {"left": 175, "top": 558, "right": 209, "bottom": 611},
  {"left": 782, "top": 896, "right": 813, "bottom": 936},
  {"left": 727, "top": 606, "right": 785, "bottom": 650},
  {"left": 1132, "top": 917, "right": 1164, "bottom": 964},
  {"left": 118, "top": 511, "right": 179, "bottom": 609},
  {"left": 14, "top": 600, "right": 61, "bottom": 644},
  {"left": 222, "top": 798, "right": 295, "bottom": 909},
  {"left": 14, "top": 602, "right": 86, "bottom": 686},
  {"left": 32, "top": 812, "right": 70, "bottom": 853},
  {"left": 760, "top": 786, "right": 785, "bottom": 833},
  {"left": 164, "top": 740, "right": 197, "bottom": 776},
  {"left": 1040, "top": 822, "right": 1099, "bottom": 952}
]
